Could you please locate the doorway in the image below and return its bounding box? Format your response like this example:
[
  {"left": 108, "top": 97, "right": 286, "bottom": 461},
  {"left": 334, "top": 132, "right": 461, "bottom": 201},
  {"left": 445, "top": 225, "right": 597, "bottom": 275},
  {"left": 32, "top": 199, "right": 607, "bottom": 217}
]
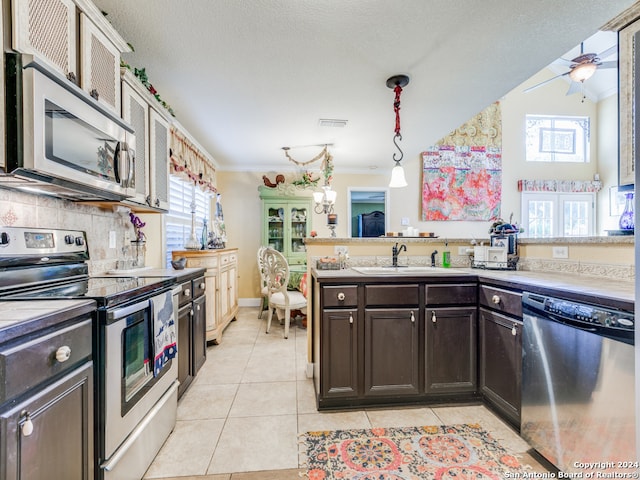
[{"left": 347, "top": 187, "right": 389, "bottom": 237}]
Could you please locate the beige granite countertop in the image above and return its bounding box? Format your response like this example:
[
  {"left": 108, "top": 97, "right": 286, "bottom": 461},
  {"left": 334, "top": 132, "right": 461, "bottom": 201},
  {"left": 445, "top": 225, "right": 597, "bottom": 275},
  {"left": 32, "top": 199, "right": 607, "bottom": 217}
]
[{"left": 312, "top": 266, "right": 635, "bottom": 307}]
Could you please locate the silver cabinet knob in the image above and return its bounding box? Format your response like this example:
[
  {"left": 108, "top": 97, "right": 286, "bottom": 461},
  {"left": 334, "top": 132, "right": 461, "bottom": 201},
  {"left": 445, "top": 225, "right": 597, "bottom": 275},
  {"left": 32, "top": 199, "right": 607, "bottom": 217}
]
[
  {"left": 410, "top": 311, "right": 415, "bottom": 323},
  {"left": 431, "top": 311, "right": 437, "bottom": 323},
  {"left": 184, "top": 289, "right": 191, "bottom": 297},
  {"left": 199, "top": 282, "right": 205, "bottom": 290},
  {"left": 55, "top": 345, "right": 71, "bottom": 363},
  {"left": 337, "top": 292, "right": 345, "bottom": 301},
  {"left": 349, "top": 313, "right": 354, "bottom": 324},
  {"left": 492, "top": 294, "right": 501, "bottom": 304},
  {"left": 512, "top": 324, "right": 517, "bottom": 336}
]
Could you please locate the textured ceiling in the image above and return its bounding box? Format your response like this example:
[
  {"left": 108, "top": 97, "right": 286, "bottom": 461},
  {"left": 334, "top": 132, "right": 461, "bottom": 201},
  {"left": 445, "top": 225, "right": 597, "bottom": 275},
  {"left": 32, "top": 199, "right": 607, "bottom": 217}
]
[{"left": 93, "top": 0, "right": 635, "bottom": 175}]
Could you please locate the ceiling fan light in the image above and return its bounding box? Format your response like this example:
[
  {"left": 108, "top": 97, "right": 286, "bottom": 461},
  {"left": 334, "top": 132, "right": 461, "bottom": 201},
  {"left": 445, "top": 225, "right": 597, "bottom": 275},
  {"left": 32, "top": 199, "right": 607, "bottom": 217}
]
[
  {"left": 569, "top": 63, "right": 597, "bottom": 82},
  {"left": 389, "top": 165, "right": 408, "bottom": 188}
]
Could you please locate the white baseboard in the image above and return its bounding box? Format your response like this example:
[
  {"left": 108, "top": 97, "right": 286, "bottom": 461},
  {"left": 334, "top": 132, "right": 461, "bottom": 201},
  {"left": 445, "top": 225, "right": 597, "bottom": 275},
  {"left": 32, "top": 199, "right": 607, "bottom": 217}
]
[{"left": 239, "top": 298, "right": 261, "bottom": 307}]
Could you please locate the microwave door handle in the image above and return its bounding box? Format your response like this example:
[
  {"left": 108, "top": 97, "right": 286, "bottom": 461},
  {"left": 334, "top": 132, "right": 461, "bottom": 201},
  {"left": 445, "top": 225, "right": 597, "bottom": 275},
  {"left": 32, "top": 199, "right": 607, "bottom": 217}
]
[
  {"left": 127, "top": 148, "right": 135, "bottom": 187},
  {"left": 113, "top": 142, "right": 122, "bottom": 184}
]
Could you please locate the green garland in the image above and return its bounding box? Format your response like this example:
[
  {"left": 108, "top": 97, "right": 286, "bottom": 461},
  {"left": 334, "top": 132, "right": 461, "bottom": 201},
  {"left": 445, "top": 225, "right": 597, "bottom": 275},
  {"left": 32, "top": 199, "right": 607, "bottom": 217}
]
[{"left": 121, "top": 60, "right": 176, "bottom": 117}]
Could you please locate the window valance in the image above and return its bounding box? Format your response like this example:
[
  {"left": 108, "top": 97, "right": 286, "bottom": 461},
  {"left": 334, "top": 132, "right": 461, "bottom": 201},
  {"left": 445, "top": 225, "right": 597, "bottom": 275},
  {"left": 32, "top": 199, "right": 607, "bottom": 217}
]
[{"left": 170, "top": 125, "right": 217, "bottom": 193}]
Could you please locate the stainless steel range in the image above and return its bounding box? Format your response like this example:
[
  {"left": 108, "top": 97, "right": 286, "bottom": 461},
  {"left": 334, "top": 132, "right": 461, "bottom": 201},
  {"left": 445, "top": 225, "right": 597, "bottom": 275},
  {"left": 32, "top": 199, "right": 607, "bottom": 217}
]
[{"left": 0, "top": 227, "right": 179, "bottom": 480}]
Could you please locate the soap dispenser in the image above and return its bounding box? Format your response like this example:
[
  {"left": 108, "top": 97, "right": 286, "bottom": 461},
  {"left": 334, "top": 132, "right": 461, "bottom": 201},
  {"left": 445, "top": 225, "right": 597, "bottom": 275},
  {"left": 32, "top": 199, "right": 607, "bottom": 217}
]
[{"left": 442, "top": 240, "right": 451, "bottom": 268}]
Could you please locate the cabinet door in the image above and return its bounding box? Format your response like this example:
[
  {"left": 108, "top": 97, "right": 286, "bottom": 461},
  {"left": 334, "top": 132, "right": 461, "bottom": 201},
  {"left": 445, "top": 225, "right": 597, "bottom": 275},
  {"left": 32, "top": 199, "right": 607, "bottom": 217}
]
[
  {"left": 227, "top": 264, "right": 238, "bottom": 315},
  {"left": 79, "top": 13, "right": 121, "bottom": 114},
  {"left": 192, "top": 295, "right": 207, "bottom": 374},
  {"left": 1, "top": 362, "right": 93, "bottom": 480},
  {"left": 219, "top": 267, "right": 229, "bottom": 320},
  {"left": 479, "top": 308, "right": 522, "bottom": 425},
  {"left": 263, "top": 202, "right": 285, "bottom": 253},
  {"left": 149, "top": 108, "right": 170, "bottom": 210},
  {"left": 204, "top": 272, "right": 218, "bottom": 336},
  {"left": 321, "top": 309, "right": 358, "bottom": 399},
  {"left": 177, "top": 303, "right": 193, "bottom": 398},
  {"left": 12, "top": 0, "right": 77, "bottom": 79},
  {"left": 364, "top": 308, "right": 419, "bottom": 397},
  {"left": 425, "top": 307, "right": 477, "bottom": 394},
  {"left": 287, "top": 202, "right": 310, "bottom": 266},
  {"left": 121, "top": 80, "right": 150, "bottom": 205}
]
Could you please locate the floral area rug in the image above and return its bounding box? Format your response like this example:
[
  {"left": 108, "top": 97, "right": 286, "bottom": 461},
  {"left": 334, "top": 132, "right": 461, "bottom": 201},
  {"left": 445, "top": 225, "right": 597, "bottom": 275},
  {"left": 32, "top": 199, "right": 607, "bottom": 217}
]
[{"left": 301, "top": 423, "right": 524, "bottom": 480}]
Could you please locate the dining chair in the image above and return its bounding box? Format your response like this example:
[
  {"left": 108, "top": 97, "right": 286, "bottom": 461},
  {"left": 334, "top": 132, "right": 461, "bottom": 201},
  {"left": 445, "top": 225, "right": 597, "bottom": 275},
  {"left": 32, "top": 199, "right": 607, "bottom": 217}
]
[
  {"left": 262, "top": 247, "right": 307, "bottom": 339},
  {"left": 257, "top": 245, "right": 269, "bottom": 318}
]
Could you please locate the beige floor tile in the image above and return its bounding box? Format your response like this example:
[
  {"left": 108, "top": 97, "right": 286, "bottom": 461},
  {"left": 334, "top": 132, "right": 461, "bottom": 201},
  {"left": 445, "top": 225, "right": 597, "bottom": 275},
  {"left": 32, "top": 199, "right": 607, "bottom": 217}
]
[
  {"left": 296, "top": 379, "right": 318, "bottom": 414},
  {"left": 207, "top": 415, "right": 298, "bottom": 474},
  {"left": 230, "top": 468, "right": 305, "bottom": 479},
  {"left": 151, "top": 476, "right": 230, "bottom": 480},
  {"left": 365, "top": 406, "right": 443, "bottom": 428},
  {"left": 241, "top": 353, "right": 297, "bottom": 383},
  {"left": 178, "top": 383, "right": 238, "bottom": 420},
  {"left": 195, "top": 361, "right": 248, "bottom": 385},
  {"left": 144, "top": 419, "right": 225, "bottom": 478},
  {"left": 229, "top": 381, "right": 296, "bottom": 417},
  {"left": 297, "top": 410, "right": 372, "bottom": 433}
]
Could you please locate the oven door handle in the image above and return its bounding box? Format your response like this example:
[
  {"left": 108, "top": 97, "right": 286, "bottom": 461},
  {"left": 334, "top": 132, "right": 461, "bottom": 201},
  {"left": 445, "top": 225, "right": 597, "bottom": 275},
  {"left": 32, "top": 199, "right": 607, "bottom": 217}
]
[
  {"left": 101, "top": 379, "right": 179, "bottom": 472},
  {"left": 108, "top": 299, "right": 151, "bottom": 322}
]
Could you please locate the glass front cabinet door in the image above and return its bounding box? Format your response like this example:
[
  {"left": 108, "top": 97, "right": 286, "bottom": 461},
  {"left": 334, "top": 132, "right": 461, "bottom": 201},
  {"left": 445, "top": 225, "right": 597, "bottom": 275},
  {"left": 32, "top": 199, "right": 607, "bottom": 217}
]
[{"left": 260, "top": 187, "right": 312, "bottom": 269}]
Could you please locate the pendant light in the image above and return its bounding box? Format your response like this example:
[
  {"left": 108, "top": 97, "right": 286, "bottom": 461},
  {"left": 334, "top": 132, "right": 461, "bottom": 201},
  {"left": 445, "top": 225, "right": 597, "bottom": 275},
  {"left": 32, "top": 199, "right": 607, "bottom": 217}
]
[{"left": 387, "top": 74, "right": 410, "bottom": 188}]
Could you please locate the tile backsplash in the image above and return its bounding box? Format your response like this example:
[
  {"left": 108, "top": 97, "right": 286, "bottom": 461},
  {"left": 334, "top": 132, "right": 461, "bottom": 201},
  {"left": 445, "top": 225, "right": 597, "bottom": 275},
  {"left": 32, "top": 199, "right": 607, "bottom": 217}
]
[{"left": 0, "top": 188, "right": 133, "bottom": 274}]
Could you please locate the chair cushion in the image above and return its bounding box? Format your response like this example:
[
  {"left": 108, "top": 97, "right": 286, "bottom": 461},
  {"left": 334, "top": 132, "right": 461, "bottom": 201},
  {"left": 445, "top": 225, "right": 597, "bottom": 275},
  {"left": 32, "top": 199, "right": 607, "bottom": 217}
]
[{"left": 269, "top": 290, "right": 307, "bottom": 309}]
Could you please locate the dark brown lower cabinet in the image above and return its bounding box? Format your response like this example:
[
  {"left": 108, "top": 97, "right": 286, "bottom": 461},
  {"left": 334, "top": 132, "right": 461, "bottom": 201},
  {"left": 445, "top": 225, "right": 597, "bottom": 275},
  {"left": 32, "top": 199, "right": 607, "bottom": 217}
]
[
  {"left": 425, "top": 307, "right": 477, "bottom": 394},
  {"left": 364, "top": 308, "right": 420, "bottom": 397},
  {"left": 177, "top": 273, "right": 207, "bottom": 399},
  {"left": 479, "top": 307, "right": 522, "bottom": 426},
  {"left": 1, "top": 362, "right": 93, "bottom": 480},
  {"left": 320, "top": 309, "right": 358, "bottom": 399},
  {"left": 178, "top": 303, "right": 194, "bottom": 398}
]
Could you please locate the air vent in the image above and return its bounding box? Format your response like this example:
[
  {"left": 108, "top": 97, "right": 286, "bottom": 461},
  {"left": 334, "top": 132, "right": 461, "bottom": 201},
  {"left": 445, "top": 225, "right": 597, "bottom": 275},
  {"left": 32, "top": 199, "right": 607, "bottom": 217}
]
[{"left": 318, "top": 118, "right": 348, "bottom": 128}]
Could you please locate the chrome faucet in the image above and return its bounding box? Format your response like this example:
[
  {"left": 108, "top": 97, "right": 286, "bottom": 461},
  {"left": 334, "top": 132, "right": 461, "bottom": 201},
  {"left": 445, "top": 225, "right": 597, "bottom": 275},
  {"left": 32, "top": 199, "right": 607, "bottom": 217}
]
[
  {"left": 392, "top": 243, "right": 407, "bottom": 267},
  {"left": 431, "top": 249, "right": 438, "bottom": 267}
]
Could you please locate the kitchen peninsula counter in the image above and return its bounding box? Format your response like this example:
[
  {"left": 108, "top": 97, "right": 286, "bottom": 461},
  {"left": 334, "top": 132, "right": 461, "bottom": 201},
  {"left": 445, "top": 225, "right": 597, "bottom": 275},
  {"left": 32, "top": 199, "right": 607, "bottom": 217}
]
[{"left": 312, "top": 267, "right": 634, "bottom": 309}]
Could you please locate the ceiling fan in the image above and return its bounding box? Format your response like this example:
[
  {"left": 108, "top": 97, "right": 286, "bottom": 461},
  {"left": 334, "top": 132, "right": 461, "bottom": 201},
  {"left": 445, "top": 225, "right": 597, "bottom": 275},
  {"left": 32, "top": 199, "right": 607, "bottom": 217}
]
[{"left": 524, "top": 43, "right": 617, "bottom": 95}]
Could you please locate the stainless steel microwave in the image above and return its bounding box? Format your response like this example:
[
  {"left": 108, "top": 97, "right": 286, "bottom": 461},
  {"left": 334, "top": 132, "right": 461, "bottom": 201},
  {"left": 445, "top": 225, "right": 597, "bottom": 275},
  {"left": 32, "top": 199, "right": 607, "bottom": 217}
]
[{"left": 2, "top": 53, "right": 136, "bottom": 201}]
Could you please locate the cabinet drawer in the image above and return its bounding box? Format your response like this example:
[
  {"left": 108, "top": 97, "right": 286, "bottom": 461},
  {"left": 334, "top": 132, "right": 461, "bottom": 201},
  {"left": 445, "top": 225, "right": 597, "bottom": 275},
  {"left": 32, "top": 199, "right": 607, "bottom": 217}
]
[
  {"left": 0, "top": 318, "right": 92, "bottom": 403},
  {"left": 479, "top": 285, "right": 522, "bottom": 317},
  {"left": 178, "top": 280, "right": 193, "bottom": 308},
  {"left": 322, "top": 285, "right": 358, "bottom": 307},
  {"left": 185, "top": 256, "right": 219, "bottom": 269},
  {"left": 425, "top": 284, "right": 477, "bottom": 305},
  {"left": 193, "top": 276, "right": 206, "bottom": 299},
  {"left": 365, "top": 284, "right": 419, "bottom": 306}
]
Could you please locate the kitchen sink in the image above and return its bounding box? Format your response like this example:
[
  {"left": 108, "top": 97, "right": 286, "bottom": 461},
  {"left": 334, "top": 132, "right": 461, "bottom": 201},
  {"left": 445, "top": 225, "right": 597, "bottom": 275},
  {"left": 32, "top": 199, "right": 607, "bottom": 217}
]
[{"left": 351, "top": 266, "right": 469, "bottom": 275}]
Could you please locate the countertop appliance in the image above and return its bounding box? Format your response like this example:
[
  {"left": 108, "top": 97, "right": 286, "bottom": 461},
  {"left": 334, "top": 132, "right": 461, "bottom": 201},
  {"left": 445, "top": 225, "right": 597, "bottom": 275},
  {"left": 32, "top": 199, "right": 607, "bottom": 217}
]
[
  {"left": 2, "top": 53, "right": 135, "bottom": 201},
  {"left": 0, "top": 227, "right": 178, "bottom": 480},
  {"left": 521, "top": 292, "right": 635, "bottom": 472}
]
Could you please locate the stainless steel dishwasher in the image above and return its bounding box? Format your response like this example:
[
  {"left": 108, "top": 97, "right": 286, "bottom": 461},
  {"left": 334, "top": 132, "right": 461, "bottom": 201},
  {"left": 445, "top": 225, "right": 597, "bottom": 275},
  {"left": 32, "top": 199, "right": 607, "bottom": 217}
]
[{"left": 521, "top": 292, "right": 635, "bottom": 472}]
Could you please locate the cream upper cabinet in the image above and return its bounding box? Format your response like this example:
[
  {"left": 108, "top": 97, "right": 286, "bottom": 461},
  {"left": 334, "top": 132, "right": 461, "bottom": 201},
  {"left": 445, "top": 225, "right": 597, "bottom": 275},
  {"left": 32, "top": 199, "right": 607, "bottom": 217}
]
[
  {"left": 11, "top": 0, "right": 130, "bottom": 113},
  {"left": 79, "top": 13, "right": 122, "bottom": 114},
  {"left": 12, "top": 0, "right": 77, "bottom": 79},
  {"left": 149, "top": 108, "right": 170, "bottom": 210},
  {"left": 121, "top": 78, "right": 150, "bottom": 205},
  {"left": 121, "top": 69, "right": 171, "bottom": 211}
]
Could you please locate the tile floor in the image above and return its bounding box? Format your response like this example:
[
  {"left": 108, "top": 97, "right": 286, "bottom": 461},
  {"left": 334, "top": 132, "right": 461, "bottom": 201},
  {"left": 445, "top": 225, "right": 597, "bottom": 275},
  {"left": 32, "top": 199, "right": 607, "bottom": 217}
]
[{"left": 143, "top": 307, "right": 552, "bottom": 479}]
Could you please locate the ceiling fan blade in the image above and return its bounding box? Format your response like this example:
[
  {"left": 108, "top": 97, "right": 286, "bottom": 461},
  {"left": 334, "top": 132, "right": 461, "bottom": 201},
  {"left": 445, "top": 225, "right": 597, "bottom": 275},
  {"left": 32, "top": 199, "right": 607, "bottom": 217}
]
[
  {"left": 523, "top": 71, "right": 570, "bottom": 93},
  {"left": 566, "top": 81, "right": 582, "bottom": 96},
  {"left": 597, "top": 45, "right": 617, "bottom": 59},
  {"left": 598, "top": 61, "right": 617, "bottom": 69}
]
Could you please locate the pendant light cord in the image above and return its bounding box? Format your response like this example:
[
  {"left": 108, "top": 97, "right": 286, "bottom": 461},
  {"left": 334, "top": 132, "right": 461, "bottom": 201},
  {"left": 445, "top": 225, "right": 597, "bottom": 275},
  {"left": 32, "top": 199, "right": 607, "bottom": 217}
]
[{"left": 393, "top": 85, "right": 404, "bottom": 163}]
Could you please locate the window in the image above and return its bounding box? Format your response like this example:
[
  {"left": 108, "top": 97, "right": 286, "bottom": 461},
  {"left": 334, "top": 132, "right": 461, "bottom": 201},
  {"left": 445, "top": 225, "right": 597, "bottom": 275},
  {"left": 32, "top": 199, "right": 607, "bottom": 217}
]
[
  {"left": 525, "top": 115, "right": 590, "bottom": 163},
  {"left": 164, "top": 176, "right": 212, "bottom": 267},
  {"left": 521, "top": 192, "right": 595, "bottom": 238}
]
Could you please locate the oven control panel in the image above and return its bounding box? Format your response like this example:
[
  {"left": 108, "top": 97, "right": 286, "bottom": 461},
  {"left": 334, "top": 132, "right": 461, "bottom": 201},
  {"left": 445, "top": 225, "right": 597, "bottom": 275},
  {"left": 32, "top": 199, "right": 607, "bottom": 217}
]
[{"left": 0, "top": 227, "right": 88, "bottom": 257}]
